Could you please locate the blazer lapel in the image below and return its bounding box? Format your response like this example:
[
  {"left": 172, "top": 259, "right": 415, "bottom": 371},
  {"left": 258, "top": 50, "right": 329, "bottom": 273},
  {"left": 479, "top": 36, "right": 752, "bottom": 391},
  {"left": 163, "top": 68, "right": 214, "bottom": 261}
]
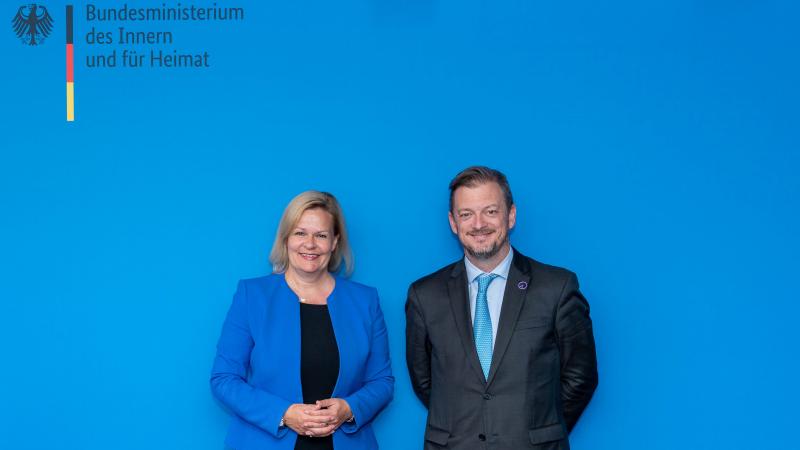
[
  {"left": 486, "top": 250, "right": 531, "bottom": 386},
  {"left": 274, "top": 275, "right": 304, "bottom": 402},
  {"left": 326, "top": 279, "right": 347, "bottom": 399},
  {"left": 447, "top": 261, "right": 486, "bottom": 385}
]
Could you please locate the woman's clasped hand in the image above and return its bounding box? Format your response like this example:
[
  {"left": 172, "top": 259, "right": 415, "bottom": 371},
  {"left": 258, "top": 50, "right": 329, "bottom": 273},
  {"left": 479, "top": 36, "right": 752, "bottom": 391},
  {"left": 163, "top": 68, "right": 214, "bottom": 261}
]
[{"left": 283, "top": 398, "right": 353, "bottom": 437}]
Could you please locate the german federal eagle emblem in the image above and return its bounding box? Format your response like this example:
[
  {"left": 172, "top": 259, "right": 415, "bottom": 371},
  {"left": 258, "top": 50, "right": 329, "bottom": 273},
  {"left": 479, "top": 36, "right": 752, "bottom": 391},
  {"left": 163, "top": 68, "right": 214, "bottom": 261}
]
[{"left": 12, "top": 4, "right": 53, "bottom": 46}]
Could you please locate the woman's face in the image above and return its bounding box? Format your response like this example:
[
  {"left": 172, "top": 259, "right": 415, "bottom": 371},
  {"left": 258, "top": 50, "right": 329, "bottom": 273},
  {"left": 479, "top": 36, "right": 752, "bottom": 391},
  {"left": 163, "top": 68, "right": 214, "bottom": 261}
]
[{"left": 286, "top": 208, "right": 338, "bottom": 277}]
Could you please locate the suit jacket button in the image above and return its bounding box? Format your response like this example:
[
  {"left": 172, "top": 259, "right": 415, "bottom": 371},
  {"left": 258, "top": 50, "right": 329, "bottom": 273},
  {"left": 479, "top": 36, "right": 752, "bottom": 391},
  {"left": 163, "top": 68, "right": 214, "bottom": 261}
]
[
  {"left": 483, "top": 394, "right": 491, "bottom": 400},
  {"left": 478, "top": 434, "right": 486, "bottom": 441}
]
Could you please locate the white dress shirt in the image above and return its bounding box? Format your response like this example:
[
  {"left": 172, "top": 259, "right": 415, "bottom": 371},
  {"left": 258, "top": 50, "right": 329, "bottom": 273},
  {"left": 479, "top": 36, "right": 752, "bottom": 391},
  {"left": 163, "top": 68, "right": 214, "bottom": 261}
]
[{"left": 464, "top": 248, "right": 514, "bottom": 349}]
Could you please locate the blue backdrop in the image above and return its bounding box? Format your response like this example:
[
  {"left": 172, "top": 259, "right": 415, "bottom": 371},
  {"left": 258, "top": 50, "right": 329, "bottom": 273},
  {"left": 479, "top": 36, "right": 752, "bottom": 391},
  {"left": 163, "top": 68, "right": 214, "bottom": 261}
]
[{"left": 2, "top": 1, "right": 799, "bottom": 449}]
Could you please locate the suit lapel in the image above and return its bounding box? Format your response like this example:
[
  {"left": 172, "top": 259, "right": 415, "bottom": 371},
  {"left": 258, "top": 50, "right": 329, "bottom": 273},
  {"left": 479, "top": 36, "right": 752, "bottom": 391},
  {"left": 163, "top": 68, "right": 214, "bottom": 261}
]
[
  {"left": 486, "top": 250, "right": 531, "bottom": 386},
  {"left": 447, "top": 261, "right": 486, "bottom": 385}
]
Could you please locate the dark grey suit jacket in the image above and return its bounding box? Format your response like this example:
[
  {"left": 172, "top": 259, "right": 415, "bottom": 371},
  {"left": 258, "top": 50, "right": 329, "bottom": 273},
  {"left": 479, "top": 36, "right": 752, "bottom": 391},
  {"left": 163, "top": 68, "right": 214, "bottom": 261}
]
[{"left": 406, "top": 249, "right": 598, "bottom": 450}]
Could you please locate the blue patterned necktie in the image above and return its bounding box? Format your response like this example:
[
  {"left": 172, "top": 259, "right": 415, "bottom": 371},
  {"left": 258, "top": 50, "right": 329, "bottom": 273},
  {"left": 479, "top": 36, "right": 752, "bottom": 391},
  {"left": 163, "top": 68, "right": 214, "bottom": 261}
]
[{"left": 474, "top": 273, "right": 499, "bottom": 380}]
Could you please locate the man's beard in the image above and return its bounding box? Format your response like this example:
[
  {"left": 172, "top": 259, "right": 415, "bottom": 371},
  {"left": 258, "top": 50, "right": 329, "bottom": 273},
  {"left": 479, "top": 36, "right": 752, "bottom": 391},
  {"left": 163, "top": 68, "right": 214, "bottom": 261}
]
[{"left": 463, "top": 228, "right": 508, "bottom": 260}]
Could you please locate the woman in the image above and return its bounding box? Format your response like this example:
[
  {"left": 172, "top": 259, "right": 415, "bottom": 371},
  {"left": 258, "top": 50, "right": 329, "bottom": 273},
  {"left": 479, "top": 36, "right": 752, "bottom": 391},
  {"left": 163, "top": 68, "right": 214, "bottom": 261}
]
[{"left": 211, "top": 191, "right": 394, "bottom": 450}]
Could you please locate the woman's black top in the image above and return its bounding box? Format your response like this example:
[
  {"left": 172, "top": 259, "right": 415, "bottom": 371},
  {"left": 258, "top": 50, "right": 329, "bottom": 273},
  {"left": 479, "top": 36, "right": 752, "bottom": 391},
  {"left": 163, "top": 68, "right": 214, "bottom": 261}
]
[{"left": 295, "top": 303, "right": 339, "bottom": 450}]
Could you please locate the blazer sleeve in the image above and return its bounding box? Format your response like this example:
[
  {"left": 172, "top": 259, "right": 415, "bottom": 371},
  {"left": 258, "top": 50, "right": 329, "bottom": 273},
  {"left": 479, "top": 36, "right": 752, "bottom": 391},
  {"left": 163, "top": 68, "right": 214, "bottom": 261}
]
[
  {"left": 210, "top": 280, "right": 293, "bottom": 438},
  {"left": 405, "top": 283, "right": 432, "bottom": 408},
  {"left": 555, "top": 273, "right": 599, "bottom": 432},
  {"left": 340, "top": 288, "right": 395, "bottom": 434}
]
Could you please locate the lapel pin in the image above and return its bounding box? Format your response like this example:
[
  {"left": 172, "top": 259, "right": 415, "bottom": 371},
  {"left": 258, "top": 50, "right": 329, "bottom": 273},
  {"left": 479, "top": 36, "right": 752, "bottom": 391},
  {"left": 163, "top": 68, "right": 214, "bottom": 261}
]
[{"left": 517, "top": 281, "right": 528, "bottom": 290}]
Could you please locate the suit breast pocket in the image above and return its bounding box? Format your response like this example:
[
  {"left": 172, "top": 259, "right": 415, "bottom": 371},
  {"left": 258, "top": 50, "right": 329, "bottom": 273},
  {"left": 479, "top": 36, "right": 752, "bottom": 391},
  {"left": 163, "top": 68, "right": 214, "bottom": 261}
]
[{"left": 515, "top": 317, "right": 550, "bottom": 330}]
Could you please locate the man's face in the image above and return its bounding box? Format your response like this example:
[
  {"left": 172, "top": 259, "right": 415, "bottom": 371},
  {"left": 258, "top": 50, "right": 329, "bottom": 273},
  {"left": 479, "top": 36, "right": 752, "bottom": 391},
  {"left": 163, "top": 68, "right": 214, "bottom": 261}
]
[{"left": 449, "top": 182, "right": 516, "bottom": 261}]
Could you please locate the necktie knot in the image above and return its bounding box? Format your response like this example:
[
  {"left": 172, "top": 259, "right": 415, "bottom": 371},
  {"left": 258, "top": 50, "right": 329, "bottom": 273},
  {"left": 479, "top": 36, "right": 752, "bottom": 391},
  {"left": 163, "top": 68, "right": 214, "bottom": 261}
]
[{"left": 477, "top": 273, "right": 499, "bottom": 292}]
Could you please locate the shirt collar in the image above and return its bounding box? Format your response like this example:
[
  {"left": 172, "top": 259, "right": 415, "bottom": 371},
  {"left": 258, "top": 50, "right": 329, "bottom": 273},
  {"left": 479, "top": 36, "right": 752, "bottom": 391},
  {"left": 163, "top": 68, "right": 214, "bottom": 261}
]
[{"left": 464, "top": 247, "right": 514, "bottom": 283}]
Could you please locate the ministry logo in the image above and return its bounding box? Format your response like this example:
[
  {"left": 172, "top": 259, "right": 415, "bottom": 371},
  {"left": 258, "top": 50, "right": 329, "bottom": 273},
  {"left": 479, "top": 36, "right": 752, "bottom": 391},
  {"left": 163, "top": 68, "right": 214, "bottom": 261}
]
[{"left": 12, "top": 4, "right": 53, "bottom": 46}]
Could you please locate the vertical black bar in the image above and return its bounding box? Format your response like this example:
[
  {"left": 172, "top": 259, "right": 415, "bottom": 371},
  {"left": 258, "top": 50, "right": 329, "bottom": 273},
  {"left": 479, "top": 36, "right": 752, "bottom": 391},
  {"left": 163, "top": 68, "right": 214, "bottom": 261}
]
[{"left": 66, "top": 5, "right": 73, "bottom": 44}]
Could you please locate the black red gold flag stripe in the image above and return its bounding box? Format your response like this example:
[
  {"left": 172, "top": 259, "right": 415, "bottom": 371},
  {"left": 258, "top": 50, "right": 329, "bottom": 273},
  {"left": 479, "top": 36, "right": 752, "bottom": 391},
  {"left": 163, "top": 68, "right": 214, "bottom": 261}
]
[{"left": 66, "top": 5, "right": 74, "bottom": 121}]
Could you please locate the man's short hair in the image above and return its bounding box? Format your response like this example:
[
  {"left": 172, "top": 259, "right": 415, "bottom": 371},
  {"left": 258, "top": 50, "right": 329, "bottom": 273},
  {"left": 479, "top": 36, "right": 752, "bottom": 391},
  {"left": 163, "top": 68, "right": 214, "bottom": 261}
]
[{"left": 449, "top": 166, "right": 514, "bottom": 212}]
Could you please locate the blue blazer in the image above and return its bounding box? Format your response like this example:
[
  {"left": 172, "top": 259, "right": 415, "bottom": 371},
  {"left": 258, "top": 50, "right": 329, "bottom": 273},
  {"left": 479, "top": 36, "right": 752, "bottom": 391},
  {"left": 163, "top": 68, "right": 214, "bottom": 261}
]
[{"left": 211, "top": 274, "right": 394, "bottom": 450}]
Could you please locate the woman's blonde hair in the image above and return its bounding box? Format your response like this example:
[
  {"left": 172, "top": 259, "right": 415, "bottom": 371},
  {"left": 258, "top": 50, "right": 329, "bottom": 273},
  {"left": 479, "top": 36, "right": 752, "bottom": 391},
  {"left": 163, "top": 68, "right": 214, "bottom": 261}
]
[{"left": 269, "top": 191, "right": 354, "bottom": 276}]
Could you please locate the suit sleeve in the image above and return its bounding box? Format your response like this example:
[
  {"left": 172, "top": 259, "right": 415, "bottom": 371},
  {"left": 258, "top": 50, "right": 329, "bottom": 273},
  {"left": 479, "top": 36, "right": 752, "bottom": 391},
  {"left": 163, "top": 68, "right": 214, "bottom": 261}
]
[
  {"left": 209, "top": 280, "right": 293, "bottom": 438},
  {"left": 405, "top": 283, "right": 432, "bottom": 408},
  {"left": 555, "top": 273, "right": 598, "bottom": 432},
  {"left": 340, "top": 288, "right": 395, "bottom": 433}
]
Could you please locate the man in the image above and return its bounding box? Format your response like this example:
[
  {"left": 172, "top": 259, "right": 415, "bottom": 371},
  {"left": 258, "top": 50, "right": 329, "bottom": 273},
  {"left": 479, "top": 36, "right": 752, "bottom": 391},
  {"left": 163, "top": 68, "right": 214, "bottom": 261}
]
[{"left": 406, "top": 166, "right": 598, "bottom": 450}]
